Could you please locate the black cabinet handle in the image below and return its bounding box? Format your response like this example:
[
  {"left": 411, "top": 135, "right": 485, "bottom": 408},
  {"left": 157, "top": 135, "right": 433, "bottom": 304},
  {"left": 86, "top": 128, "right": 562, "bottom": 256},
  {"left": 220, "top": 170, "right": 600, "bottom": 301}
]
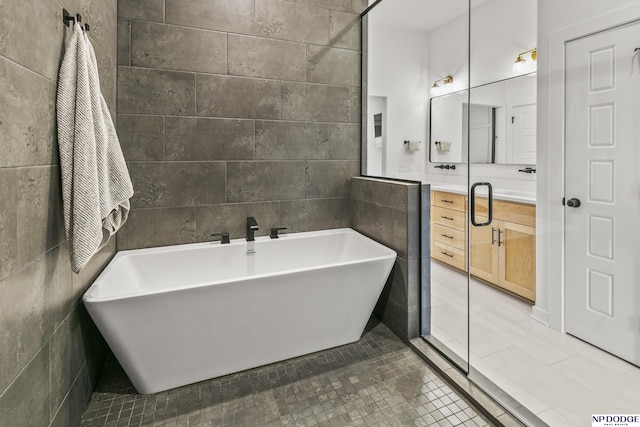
[
  {"left": 440, "top": 252, "right": 454, "bottom": 258},
  {"left": 441, "top": 199, "right": 454, "bottom": 204},
  {"left": 441, "top": 234, "right": 453, "bottom": 239},
  {"left": 441, "top": 216, "right": 454, "bottom": 221}
]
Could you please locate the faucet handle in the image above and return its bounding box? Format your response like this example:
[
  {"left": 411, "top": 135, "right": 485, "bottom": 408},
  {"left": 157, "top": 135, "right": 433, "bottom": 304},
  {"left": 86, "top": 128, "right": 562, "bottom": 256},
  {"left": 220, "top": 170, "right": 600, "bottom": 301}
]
[
  {"left": 210, "top": 232, "right": 230, "bottom": 244},
  {"left": 270, "top": 227, "right": 287, "bottom": 239}
]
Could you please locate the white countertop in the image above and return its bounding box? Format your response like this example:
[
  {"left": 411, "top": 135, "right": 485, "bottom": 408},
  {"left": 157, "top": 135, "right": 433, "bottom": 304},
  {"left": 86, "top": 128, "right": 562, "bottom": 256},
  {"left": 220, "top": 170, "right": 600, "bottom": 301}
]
[{"left": 427, "top": 183, "right": 536, "bottom": 204}]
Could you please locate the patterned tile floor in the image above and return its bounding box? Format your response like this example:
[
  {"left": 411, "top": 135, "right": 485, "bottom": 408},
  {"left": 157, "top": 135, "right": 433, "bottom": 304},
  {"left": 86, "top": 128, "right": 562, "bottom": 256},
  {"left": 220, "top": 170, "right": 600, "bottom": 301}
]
[{"left": 80, "top": 319, "right": 493, "bottom": 427}]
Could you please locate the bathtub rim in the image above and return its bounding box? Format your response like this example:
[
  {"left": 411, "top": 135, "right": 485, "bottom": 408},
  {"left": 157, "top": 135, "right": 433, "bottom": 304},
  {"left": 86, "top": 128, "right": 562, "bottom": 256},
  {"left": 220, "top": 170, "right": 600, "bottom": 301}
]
[{"left": 84, "top": 228, "right": 397, "bottom": 303}]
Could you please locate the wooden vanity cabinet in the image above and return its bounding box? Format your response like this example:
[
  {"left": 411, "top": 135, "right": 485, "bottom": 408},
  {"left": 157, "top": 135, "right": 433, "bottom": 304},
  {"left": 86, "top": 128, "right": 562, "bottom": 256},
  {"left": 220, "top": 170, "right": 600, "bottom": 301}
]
[
  {"left": 431, "top": 191, "right": 467, "bottom": 272},
  {"left": 431, "top": 190, "right": 536, "bottom": 302}
]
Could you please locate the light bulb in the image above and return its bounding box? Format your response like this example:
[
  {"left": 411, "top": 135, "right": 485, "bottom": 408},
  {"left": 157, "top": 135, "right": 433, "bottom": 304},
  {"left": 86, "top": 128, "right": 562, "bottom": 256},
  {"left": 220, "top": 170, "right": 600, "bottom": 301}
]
[{"left": 513, "top": 55, "right": 526, "bottom": 73}]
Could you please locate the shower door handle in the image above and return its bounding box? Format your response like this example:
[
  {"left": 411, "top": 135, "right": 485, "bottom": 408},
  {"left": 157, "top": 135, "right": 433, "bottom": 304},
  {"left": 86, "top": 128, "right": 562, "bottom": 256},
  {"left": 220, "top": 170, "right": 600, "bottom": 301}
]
[{"left": 470, "top": 182, "right": 493, "bottom": 227}]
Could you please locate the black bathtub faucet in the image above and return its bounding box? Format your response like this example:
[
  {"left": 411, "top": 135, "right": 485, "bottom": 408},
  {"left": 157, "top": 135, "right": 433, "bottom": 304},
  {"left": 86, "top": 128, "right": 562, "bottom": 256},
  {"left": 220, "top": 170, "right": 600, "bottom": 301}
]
[
  {"left": 246, "top": 217, "right": 259, "bottom": 255},
  {"left": 246, "top": 217, "right": 258, "bottom": 241},
  {"left": 210, "top": 232, "right": 230, "bottom": 244}
]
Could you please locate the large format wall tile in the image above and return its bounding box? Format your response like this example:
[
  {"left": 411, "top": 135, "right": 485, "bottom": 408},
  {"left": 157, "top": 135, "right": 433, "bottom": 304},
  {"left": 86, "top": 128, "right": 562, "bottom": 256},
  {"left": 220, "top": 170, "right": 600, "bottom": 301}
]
[
  {"left": 117, "top": 18, "right": 131, "bottom": 66},
  {"left": 117, "top": 207, "right": 197, "bottom": 250},
  {"left": 350, "top": 86, "right": 361, "bottom": 123},
  {"left": 50, "top": 310, "right": 86, "bottom": 414},
  {"left": 0, "top": 258, "right": 47, "bottom": 393},
  {"left": 197, "top": 75, "right": 281, "bottom": 119},
  {"left": 0, "top": 0, "right": 62, "bottom": 81},
  {"left": 281, "top": 198, "right": 350, "bottom": 232},
  {"left": 117, "top": 115, "right": 165, "bottom": 161},
  {"left": 281, "top": 82, "right": 350, "bottom": 122},
  {"left": 16, "top": 166, "right": 64, "bottom": 267},
  {"left": 351, "top": 177, "right": 421, "bottom": 341},
  {"left": 0, "top": 0, "right": 117, "bottom": 424},
  {"left": 330, "top": 10, "right": 361, "bottom": 50},
  {"left": 0, "top": 56, "right": 56, "bottom": 168},
  {"left": 0, "top": 169, "right": 17, "bottom": 280},
  {"left": 130, "top": 162, "right": 226, "bottom": 208},
  {"left": 228, "top": 35, "right": 306, "bottom": 82},
  {"left": 118, "top": 67, "right": 196, "bottom": 115},
  {"left": 118, "top": 0, "right": 164, "bottom": 22},
  {"left": 307, "top": 45, "right": 360, "bottom": 86},
  {"left": 131, "top": 21, "right": 227, "bottom": 74},
  {"left": 351, "top": 197, "right": 395, "bottom": 249},
  {"left": 49, "top": 364, "right": 92, "bottom": 427},
  {"left": 83, "top": 0, "right": 119, "bottom": 58},
  {"left": 255, "top": 121, "right": 329, "bottom": 160},
  {"left": 165, "top": 117, "right": 255, "bottom": 161},
  {"left": 255, "top": 0, "right": 330, "bottom": 45},
  {"left": 329, "top": 123, "right": 360, "bottom": 160},
  {"left": 117, "top": 0, "right": 361, "bottom": 252},
  {"left": 0, "top": 343, "right": 50, "bottom": 426},
  {"left": 195, "top": 202, "right": 281, "bottom": 241},
  {"left": 166, "top": 0, "right": 255, "bottom": 34},
  {"left": 306, "top": 160, "right": 359, "bottom": 198},
  {"left": 227, "top": 161, "right": 306, "bottom": 202},
  {"left": 290, "top": 0, "right": 352, "bottom": 12}
]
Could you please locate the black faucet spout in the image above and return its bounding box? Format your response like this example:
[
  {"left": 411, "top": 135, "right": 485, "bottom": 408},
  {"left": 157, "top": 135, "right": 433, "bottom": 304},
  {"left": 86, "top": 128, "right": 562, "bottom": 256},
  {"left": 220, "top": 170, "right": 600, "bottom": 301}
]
[{"left": 246, "top": 217, "right": 258, "bottom": 241}]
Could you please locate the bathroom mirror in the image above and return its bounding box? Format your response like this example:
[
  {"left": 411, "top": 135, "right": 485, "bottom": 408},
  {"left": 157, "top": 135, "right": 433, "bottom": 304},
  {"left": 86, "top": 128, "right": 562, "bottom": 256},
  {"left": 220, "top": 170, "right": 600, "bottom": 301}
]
[{"left": 429, "top": 72, "right": 536, "bottom": 164}]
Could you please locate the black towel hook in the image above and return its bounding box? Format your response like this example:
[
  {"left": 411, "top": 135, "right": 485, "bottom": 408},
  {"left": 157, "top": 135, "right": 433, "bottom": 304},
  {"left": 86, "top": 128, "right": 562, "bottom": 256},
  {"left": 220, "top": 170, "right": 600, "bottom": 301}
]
[
  {"left": 62, "top": 9, "right": 90, "bottom": 31},
  {"left": 62, "top": 9, "right": 75, "bottom": 26}
]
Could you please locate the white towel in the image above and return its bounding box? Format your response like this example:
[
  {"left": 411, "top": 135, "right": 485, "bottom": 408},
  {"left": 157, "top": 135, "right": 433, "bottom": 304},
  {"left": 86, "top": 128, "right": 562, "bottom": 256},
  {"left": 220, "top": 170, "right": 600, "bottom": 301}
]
[{"left": 57, "top": 23, "right": 134, "bottom": 273}]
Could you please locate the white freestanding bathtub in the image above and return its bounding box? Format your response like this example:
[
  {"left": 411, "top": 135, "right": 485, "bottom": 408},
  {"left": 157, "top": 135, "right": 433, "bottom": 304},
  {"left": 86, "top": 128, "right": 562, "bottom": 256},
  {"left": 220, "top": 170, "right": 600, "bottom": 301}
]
[{"left": 83, "top": 228, "right": 396, "bottom": 394}]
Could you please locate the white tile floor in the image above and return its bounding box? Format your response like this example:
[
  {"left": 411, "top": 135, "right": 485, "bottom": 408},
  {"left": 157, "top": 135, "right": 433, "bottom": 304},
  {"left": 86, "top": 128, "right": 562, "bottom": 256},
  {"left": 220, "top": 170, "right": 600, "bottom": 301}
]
[{"left": 429, "top": 261, "right": 640, "bottom": 427}]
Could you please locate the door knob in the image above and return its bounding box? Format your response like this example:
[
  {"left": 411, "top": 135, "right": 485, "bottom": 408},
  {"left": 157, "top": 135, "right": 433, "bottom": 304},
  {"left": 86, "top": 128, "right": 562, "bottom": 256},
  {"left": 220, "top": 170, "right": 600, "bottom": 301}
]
[{"left": 566, "top": 198, "right": 581, "bottom": 208}]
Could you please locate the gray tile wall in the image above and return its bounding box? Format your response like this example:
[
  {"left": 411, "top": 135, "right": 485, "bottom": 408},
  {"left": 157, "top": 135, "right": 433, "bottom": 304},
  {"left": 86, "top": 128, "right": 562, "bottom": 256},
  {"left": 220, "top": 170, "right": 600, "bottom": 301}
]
[
  {"left": 0, "top": 0, "right": 118, "bottom": 425},
  {"left": 351, "top": 177, "right": 422, "bottom": 342},
  {"left": 118, "top": 0, "right": 367, "bottom": 249}
]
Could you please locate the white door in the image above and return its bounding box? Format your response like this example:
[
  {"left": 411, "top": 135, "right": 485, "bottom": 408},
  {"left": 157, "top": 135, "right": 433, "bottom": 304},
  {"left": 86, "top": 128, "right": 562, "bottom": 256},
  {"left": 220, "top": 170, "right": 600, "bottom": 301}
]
[
  {"left": 565, "top": 20, "right": 640, "bottom": 366},
  {"left": 463, "top": 103, "right": 493, "bottom": 163},
  {"left": 510, "top": 103, "right": 536, "bottom": 164}
]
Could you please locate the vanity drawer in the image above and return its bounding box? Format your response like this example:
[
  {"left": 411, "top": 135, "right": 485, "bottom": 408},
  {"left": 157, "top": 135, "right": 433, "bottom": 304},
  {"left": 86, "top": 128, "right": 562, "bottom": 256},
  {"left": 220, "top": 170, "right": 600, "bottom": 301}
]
[
  {"left": 433, "top": 241, "right": 466, "bottom": 271},
  {"left": 433, "top": 206, "right": 466, "bottom": 230},
  {"left": 433, "top": 191, "right": 466, "bottom": 211},
  {"left": 434, "top": 223, "right": 465, "bottom": 250}
]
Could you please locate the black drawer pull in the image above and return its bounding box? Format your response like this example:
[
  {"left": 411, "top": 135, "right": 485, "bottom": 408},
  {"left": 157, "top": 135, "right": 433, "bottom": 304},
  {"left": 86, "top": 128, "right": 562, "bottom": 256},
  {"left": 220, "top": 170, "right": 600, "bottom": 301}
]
[
  {"left": 441, "top": 216, "right": 454, "bottom": 221},
  {"left": 440, "top": 252, "right": 454, "bottom": 258},
  {"left": 441, "top": 234, "right": 454, "bottom": 239},
  {"left": 441, "top": 199, "right": 454, "bottom": 204}
]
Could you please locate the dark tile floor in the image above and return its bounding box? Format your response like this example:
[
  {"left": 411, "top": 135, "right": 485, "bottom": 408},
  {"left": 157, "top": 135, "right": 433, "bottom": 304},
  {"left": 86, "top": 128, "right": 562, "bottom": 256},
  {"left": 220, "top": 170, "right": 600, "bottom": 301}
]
[{"left": 80, "top": 319, "right": 492, "bottom": 427}]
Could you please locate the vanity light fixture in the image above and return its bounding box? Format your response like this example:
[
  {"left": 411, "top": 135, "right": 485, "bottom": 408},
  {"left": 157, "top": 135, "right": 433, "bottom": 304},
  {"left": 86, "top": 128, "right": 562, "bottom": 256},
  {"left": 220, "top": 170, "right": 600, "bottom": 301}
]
[
  {"left": 513, "top": 48, "right": 537, "bottom": 73},
  {"left": 431, "top": 75, "right": 453, "bottom": 96}
]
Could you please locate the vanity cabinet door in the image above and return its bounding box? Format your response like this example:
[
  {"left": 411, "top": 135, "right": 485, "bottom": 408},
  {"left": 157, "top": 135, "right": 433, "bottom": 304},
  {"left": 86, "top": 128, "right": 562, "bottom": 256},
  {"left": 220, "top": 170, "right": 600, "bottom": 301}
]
[
  {"left": 499, "top": 221, "right": 536, "bottom": 301},
  {"left": 470, "top": 218, "right": 499, "bottom": 284}
]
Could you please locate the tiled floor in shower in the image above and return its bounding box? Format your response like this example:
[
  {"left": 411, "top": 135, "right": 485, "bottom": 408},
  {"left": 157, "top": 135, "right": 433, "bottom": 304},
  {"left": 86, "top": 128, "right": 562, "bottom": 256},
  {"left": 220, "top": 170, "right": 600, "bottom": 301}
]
[{"left": 80, "top": 319, "right": 493, "bottom": 427}]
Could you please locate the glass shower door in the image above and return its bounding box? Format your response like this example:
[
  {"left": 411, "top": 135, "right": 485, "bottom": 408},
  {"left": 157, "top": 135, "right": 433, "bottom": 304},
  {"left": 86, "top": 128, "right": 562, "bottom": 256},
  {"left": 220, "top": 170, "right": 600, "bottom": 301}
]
[{"left": 422, "top": 0, "right": 471, "bottom": 374}]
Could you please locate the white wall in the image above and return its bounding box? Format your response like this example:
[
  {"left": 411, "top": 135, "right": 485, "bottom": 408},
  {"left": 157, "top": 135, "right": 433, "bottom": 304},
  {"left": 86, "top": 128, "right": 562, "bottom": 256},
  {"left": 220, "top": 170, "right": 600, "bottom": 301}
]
[
  {"left": 367, "top": 23, "right": 429, "bottom": 177},
  {"left": 424, "top": 0, "right": 537, "bottom": 191},
  {"left": 536, "top": 0, "right": 640, "bottom": 329}
]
